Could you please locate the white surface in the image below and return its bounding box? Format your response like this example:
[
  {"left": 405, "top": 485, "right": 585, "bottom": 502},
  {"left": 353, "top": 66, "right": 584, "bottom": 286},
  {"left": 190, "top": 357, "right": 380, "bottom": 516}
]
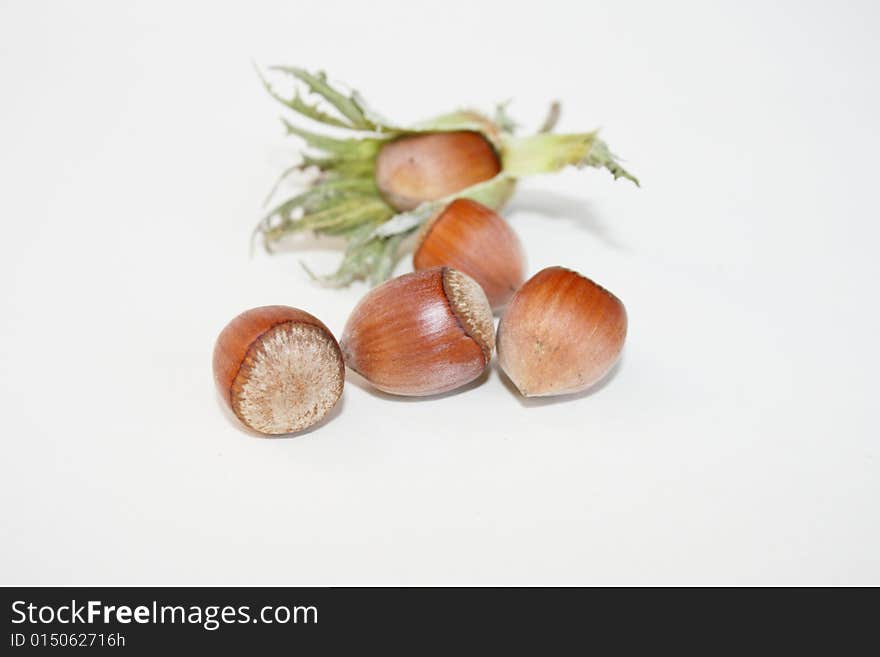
[{"left": 1, "top": 0, "right": 878, "bottom": 585}]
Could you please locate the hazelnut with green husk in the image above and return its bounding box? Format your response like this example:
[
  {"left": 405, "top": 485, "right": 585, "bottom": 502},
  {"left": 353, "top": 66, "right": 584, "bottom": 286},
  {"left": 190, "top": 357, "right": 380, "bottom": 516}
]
[{"left": 254, "top": 67, "right": 638, "bottom": 287}]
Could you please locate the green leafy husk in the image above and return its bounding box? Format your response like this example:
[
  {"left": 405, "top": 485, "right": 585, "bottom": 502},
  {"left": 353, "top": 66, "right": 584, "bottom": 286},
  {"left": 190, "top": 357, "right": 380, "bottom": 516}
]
[{"left": 256, "top": 67, "right": 637, "bottom": 286}]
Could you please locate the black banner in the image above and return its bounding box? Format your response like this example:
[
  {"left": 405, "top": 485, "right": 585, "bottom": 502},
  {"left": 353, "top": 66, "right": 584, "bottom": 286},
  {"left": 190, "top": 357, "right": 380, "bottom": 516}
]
[{"left": 1, "top": 587, "right": 873, "bottom": 653}]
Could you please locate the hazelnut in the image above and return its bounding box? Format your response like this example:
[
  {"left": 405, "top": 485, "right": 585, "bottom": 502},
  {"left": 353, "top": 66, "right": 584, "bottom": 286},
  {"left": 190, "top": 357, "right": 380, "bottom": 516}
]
[
  {"left": 413, "top": 198, "right": 526, "bottom": 312},
  {"left": 340, "top": 267, "right": 494, "bottom": 396},
  {"left": 375, "top": 131, "right": 501, "bottom": 211},
  {"left": 213, "top": 306, "right": 344, "bottom": 434},
  {"left": 497, "top": 267, "right": 626, "bottom": 397}
]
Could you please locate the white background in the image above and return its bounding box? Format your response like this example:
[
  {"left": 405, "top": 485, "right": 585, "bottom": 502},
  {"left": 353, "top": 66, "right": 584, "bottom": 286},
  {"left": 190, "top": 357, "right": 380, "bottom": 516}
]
[{"left": 2, "top": 0, "right": 878, "bottom": 585}]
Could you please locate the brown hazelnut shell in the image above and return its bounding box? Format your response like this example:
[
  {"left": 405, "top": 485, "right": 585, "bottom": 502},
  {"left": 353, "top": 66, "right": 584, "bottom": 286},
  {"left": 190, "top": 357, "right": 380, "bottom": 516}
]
[
  {"left": 213, "top": 306, "right": 344, "bottom": 435},
  {"left": 497, "top": 267, "right": 627, "bottom": 397},
  {"left": 340, "top": 267, "right": 495, "bottom": 396},
  {"left": 375, "top": 131, "right": 501, "bottom": 211},
  {"left": 413, "top": 198, "right": 525, "bottom": 312}
]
